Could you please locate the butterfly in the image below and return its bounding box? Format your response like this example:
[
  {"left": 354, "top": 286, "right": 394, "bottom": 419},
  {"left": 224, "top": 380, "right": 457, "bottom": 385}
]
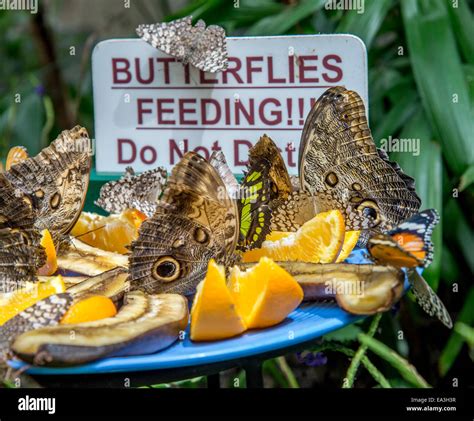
[
  {"left": 0, "top": 293, "right": 73, "bottom": 354},
  {"left": 129, "top": 151, "right": 239, "bottom": 295},
  {"left": 95, "top": 166, "right": 167, "bottom": 217},
  {"left": 368, "top": 209, "right": 452, "bottom": 328},
  {"left": 237, "top": 135, "right": 293, "bottom": 251},
  {"left": 4, "top": 126, "right": 91, "bottom": 238},
  {"left": 274, "top": 86, "right": 421, "bottom": 234},
  {"left": 0, "top": 175, "right": 46, "bottom": 293},
  {"left": 136, "top": 16, "right": 228, "bottom": 73}
]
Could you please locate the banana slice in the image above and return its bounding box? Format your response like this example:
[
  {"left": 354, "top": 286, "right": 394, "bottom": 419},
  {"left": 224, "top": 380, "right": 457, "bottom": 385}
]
[
  {"left": 57, "top": 238, "right": 128, "bottom": 275},
  {"left": 12, "top": 292, "right": 188, "bottom": 366},
  {"left": 240, "top": 262, "right": 404, "bottom": 315}
]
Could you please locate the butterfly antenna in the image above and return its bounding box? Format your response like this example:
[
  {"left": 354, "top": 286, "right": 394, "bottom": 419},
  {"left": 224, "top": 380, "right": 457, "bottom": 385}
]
[{"left": 73, "top": 225, "right": 106, "bottom": 239}]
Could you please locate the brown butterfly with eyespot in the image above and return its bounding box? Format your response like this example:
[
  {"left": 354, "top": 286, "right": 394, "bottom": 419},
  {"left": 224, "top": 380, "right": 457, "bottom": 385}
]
[
  {"left": 271, "top": 86, "right": 421, "bottom": 236},
  {"left": 129, "top": 151, "right": 239, "bottom": 295},
  {"left": 4, "top": 126, "right": 92, "bottom": 238}
]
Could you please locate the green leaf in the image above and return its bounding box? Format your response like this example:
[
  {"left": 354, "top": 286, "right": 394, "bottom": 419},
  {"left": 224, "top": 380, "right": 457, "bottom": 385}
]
[
  {"left": 389, "top": 110, "right": 442, "bottom": 288},
  {"left": 440, "top": 246, "right": 460, "bottom": 285},
  {"left": 11, "top": 93, "right": 45, "bottom": 155},
  {"left": 439, "top": 287, "right": 474, "bottom": 376},
  {"left": 401, "top": 0, "right": 474, "bottom": 176},
  {"left": 458, "top": 164, "right": 474, "bottom": 191},
  {"left": 454, "top": 322, "right": 474, "bottom": 349},
  {"left": 446, "top": 0, "right": 474, "bottom": 64},
  {"left": 444, "top": 199, "right": 474, "bottom": 274},
  {"left": 245, "top": 0, "right": 326, "bottom": 36},
  {"left": 372, "top": 93, "right": 419, "bottom": 147},
  {"left": 358, "top": 333, "right": 431, "bottom": 388},
  {"left": 336, "top": 0, "right": 394, "bottom": 49}
]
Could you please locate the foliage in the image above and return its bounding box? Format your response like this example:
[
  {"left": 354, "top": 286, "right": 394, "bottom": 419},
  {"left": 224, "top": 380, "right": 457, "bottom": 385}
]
[{"left": 0, "top": 0, "right": 472, "bottom": 388}]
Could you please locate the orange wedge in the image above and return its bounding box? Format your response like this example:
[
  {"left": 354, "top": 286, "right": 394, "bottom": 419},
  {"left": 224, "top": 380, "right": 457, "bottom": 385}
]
[
  {"left": 71, "top": 209, "right": 146, "bottom": 254},
  {"left": 190, "top": 259, "right": 246, "bottom": 341},
  {"left": 336, "top": 230, "right": 361, "bottom": 263},
  {"left": 228, "top": 257, "right": 303, "bottom": 329},
  {"left": 38, "top": 229, "right": 58, "bottom": 276},
  {"left": 6, "top": 146, "right": 28, "bottom": 170},
  {"left": 60, "top": 295, "right": 117, "bottom": 324},
  {"left": 265, "top": 231, "right": 292, "bottom": 242},
  {"left": 0, "top": 275, "right": 65, "bottom": 325},
  {"left": 242, "top": 210, "right": 345, "bottom": 264}
]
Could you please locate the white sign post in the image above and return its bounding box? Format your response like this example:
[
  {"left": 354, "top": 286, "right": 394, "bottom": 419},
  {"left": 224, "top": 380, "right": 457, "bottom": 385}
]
[{"left": 92, "top": 35, "right": 367, "bottom": 175}]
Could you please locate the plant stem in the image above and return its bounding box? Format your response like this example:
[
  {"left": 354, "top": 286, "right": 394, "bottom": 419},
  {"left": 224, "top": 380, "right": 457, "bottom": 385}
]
[
  {"left": 343, "top": 313, "right": 382, "bottom": 388},
  {"left": 310, "top": 341, "right": 391, "bottom": 388},
  {"left": 358, "top": 333, "right": 430, "bottom": 388},
  {"left": 276, "top": 356, "right": 300, "bottom": 388}
]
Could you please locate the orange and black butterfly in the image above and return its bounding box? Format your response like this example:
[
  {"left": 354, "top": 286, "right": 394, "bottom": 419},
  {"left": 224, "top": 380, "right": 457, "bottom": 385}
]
[
  {"left": 368, "top": 209, "right": 452, "bottom": 328},
  {"left": 367, "top": 209, "right": 438, "bottom": 268}
]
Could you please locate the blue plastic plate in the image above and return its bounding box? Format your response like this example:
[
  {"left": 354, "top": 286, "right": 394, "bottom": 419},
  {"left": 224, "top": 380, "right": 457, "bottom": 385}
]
[{"left": 9, "top": 249, "right": 404, "bottom": 375}]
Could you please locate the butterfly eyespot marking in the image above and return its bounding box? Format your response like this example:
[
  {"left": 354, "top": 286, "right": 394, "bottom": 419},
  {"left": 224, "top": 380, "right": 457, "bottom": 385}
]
[
  {"left": 325, "top": 172, "right": 339, "bottom": 187},
  {"left": 49, "top": 192, "right": 61, "bottom": 209},
  {"left": 35, "top": 189, "right": 44, "bottom": 198},
  {"left": 152, "top": 256, "right": 180, "bottom": 282},
  {"left": 193, "top": 227, "right": 209, "bottom": 244},
  {"left": 358, "top": 200, "right": 381, "bottom": 226},
  {"left": 352, "top": 183, "right": 362, "bottom": 191}
]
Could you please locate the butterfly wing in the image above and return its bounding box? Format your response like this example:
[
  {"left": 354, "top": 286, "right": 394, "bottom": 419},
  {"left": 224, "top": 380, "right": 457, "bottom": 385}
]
[
  {"left": 386, "top": 209, "right": 439, "bottom": 267},
  {"left": 408, "top": 269, "right": 452, "bottom": 328},
  {"left": 4, "top": 126, "right": 91, "bottom": 237},
  {"left": 299, "top": 86, "right": 421, "bottom": 232},
  {"left": 209, "top": 150, "right": 240, "bottom": 200},
  {"left": 367, "top": 234, "right": 420, "bottom": 268},
  {"left": 270, "top": 191, "right": 317, "bottom": 232},
  {"left": 95, "top": 166, "right": 167, "bottom": 216},
  {"left": 237, "top": 160, "right": 273, "bottom": 251},
  {"left": 136, "top": 16, "right": 193, "bottom": 61},
  {"left": 188, "top": 21, "right": 228, "bottom": 73},
  {"left": 129, "top": 152, "right": 238, "bottom": 295},
  {"left": 0, "top": 228, "right": 46, "bottom": 293},
  {"left": 0, "top": 293, "right": 73, "bottom": 353}
]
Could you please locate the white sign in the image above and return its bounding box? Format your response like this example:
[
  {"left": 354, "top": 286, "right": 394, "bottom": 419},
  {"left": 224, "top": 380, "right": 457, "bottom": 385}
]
[{"left": 92, "top": 35, "right": 367, "bottom": 174}]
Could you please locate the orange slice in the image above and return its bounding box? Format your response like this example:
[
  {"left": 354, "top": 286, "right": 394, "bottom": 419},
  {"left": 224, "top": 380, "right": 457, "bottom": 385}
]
[
  {"left": 190, "top": 259, "right": 246, "bottom": 341},
  {"left": 6, "top": 146, "right": 28, "bottom": 170},
  {"left": 228, "top": 257, "right": 303, "bottom": 329},
  {"left": 242, "top": 210, "right": 345, "bottom": 264},
  {"left": 265, "top": 231, "right": 292, "bottom": 242},
  {"left": 336, "top": 230, "right": 361, "bottom": 263},
  {"left": 71, "top": 209, "right": 146, "bottom": 254},
  {"left": 38, "top": 229, "right": 58, "bottom": 276},
  {"left": 0, "top": 276, "right": 65, "bottom": 325},
  {"left": 60, "top": 295, "right": 117, "bottom": 324}
]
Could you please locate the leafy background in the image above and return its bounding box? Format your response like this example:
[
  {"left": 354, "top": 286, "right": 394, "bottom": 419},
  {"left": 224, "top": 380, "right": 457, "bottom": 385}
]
[{"left": 0, "top": 0, "right": 472, "bottom": 388}]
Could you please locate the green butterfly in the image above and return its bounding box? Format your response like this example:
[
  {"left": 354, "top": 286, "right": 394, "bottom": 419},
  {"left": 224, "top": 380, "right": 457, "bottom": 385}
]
[{"left": 237, "top": 162, "right": 272, "bottom": 251}]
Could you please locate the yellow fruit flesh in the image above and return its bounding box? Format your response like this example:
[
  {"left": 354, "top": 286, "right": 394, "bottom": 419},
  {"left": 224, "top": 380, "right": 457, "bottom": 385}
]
[
  {"left": 38, "top": 229, "right": 58, "bottom": 276},
  {"left": 243, "top": 210, "right": 345, "bottom": 264},
  {"left": 190, "top": 259, "right": 246, "bottom": 341},
  {"left": 71, "top": 209, "right": 145, "bottom": 254},
  {"left": 0, "top": 276, "right": 65, "bottom": 325},
  {"left": 60, "top": 295, "right": 117, "bottom": 324},
  {"left": 336, "top": 230, "right": 361, "bottom": 263},
  {"left": 228, "top": 257, "right": 303, "bottom": 329}
]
